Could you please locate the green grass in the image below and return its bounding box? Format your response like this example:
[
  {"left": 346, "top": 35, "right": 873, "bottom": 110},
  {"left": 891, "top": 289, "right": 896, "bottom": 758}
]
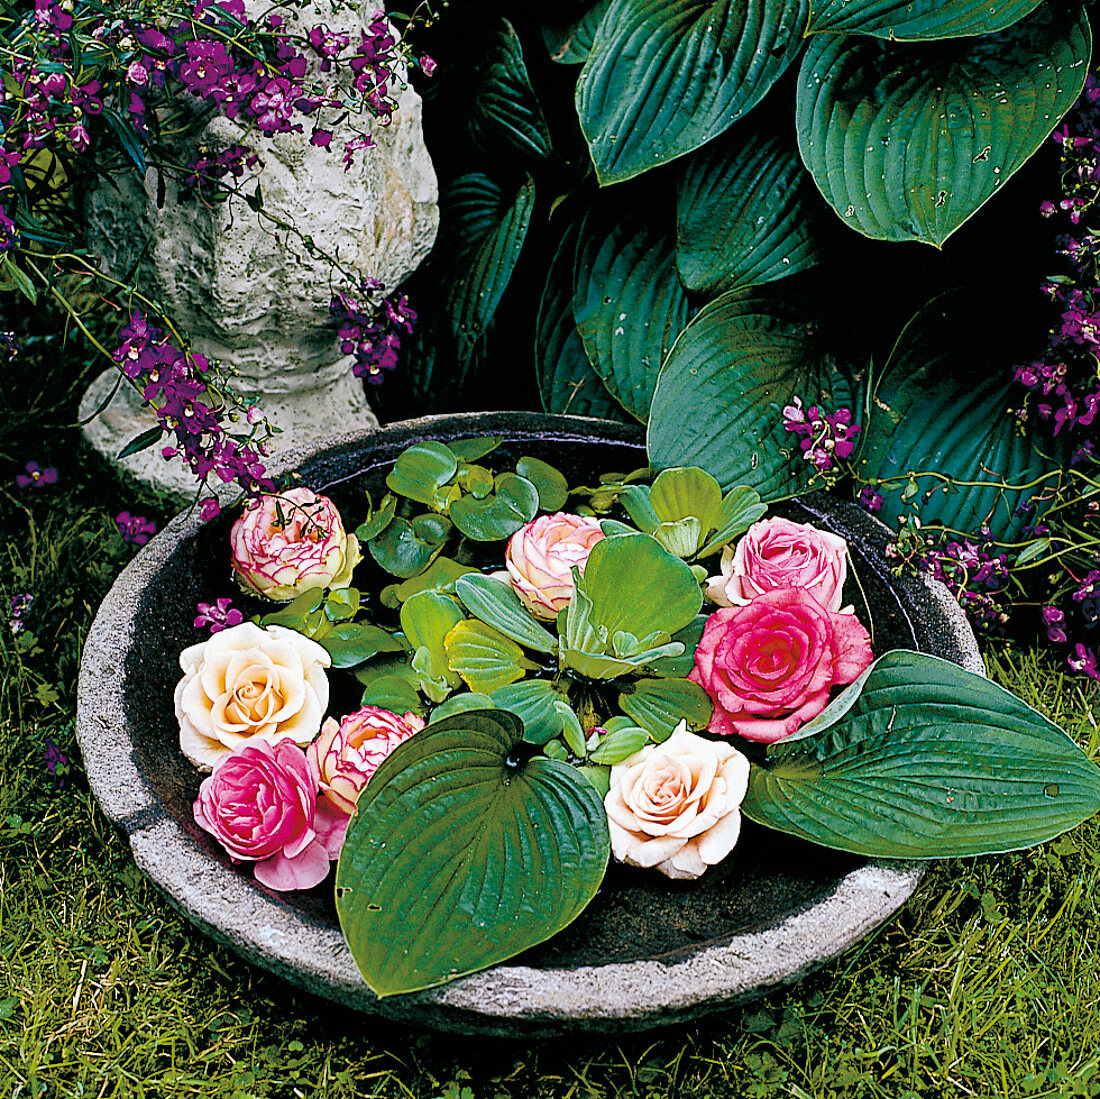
[{"left": 2, "top": 373, "right": 1100, "bottom": 1098}]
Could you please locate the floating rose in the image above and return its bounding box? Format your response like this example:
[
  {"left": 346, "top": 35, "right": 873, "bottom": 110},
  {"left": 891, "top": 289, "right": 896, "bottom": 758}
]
[
  {"left": 193, "top": 739, "right": 345, "bottom": 891},
  {"left": 705, "top": 517, "right": 848, "bottom": 612},
  {"left": 604, "top": 722, "right": 750, "bottom": 881},
  {"left": 309, "top": 705, "right": 426, "bottom": 819},
  {"left": 231, "top": 487, "right": 361, "bottom": 603},
  {"left": 689, "top": 588, "right": 873, "bottom": 743},
  {"left": 504, "top": 512, "right": 605, "bottom": 620},
  {"left": 174, "top": 621, "right": 330, "bottom": 770}
]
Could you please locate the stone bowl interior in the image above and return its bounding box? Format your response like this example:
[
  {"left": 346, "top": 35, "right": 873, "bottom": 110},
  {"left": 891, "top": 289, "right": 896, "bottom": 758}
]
[{"left": 79, "top": 412, "right": 981, "bottom": 1034}]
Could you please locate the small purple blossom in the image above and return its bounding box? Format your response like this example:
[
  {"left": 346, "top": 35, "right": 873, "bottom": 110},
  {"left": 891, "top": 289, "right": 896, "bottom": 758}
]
[
  {"left": 15, "top": 461, "right": 57, "bottom": 489},
  {"left": 858, "top": 484, "right": 884, "bottom": 513},
  {"left": 194, "top": 597, "right": 244, "bottom": 633},
  {"left": 330, "top": 283, "right": 415, "bottom": 384},
  {"left": 9, "top": 592, "right": 33, "bottom": 635},
  {"left": 115, "top": 511, "right": 156, "bottom": 545},
  {"left": 43, "top": 738, "right": 69, "bottom": 787},
  {"left": 782, "top": 398, "right": 862, "bottom": 473},
  {"left": 1043, "top": 605, "right": 1068, "bottom": 643},
  {"left": 418, "top": 54, "right": 437, "bottom": 76},
  {"left": 1069, "top": 643, "right": 1099, "bottom": 680}
]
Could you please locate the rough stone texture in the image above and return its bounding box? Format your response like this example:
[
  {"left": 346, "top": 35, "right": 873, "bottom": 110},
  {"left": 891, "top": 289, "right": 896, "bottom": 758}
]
[
  {"left": 80, "top": 0, "right": 438, "bottom": 498},
  {"left": 76, "top": 412, "right": 983, "bottom": 1036}
]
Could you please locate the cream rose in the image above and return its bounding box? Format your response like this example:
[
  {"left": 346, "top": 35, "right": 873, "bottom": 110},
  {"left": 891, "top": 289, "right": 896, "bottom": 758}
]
[
  {"left": 174, "top": 621, "right": 331, "bottom": 771},
  {"left": 230, "top": 487, "right": 361, "bottom": 603},
  {"left": 706, "top": 516, "right": 848, "bottom": 611},
  {"left": 504, "top": 512, "right": 605, "bottom": 620},
  {"left": 603, "top": 722, "right": 750, "bottom": 880}
]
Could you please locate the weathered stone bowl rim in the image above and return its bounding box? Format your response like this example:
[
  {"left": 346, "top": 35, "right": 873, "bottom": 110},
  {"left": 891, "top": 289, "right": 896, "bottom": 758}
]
[{"left": 76, "top": 411, "right": 983, "bottom": 1037}]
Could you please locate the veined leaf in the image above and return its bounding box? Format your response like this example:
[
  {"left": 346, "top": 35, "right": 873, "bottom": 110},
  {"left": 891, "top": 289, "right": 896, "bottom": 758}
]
[
  {"left": 542, "top": 0, "right": 611, "bottom": 63},
  {"left": 576, "top": 0, "right": 811, "bottom": 184},
  {"left": 742, "top": 651, "right": 1100, "bottom": 858},
  {"left": 573, "top": 202, "right": 694, "bottom": 422},
  {"left": 444, "top": 619, "right": 535, "bottom": 693},
  {"left": 492, "top": 679, "right": 570, "bottom": 745},
  {"left": 469, "top": 19, "right": 552, "bottom": 162},
  {"left": 536, "top": 217, "right": 627, "bottom": 420},
  {"left": 336, "top": 710, "right": 610, "bottom": 996},
  {"left": 455, "top": 573, "right": 558, "bottom": 654},
  {"left": 861, "top": 288, "right": 1060, "bottom": 542},
  {"left": 796, "top": 3, "right": 1091, "bottom": 246},
  {"left": 648, "top": 291, "right": 855, "bottom": 498},
  {"left": 677, "top": 126, "right": 823, "bottom": 295},
  {"left": 618, "top": 677, "right": 713, "bottom": 739},
  {"left": 805, "top": 0, "right": 1044, "bottom": 39},
  {"left": 437, "top": 173, "right": 536, "bottom": 363}
]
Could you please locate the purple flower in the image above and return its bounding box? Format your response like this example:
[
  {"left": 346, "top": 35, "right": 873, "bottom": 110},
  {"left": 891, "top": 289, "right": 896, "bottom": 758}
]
[
  {"left": 199, "top": 496, "right": 221, "bottom": 521},
  {"left": 44, "top": 738, "right": 68, "bottom": 787},
  {"left": 180, "top": 39, "right": 234, "bottom": 99},
  {"left": 858, "top": 484, "right": 884, "bottom": 513},
  {"left": 1043, "top": 605, "right": 1067, "bottom": 644},
  {"left": 194, "top": 597, "right": 244, "bottom": 633},
  {"left": 419, "top": 54, "right": 437, "bottom": 76},
  {"left": 1069, "top": 643, "right": 1099, "bottom": 680},
  {"left": 16, "top": 461, "right": 57, "bottom": 489},
  {"left": 115, "top": 511, "right": 156, "bottom": 545}
]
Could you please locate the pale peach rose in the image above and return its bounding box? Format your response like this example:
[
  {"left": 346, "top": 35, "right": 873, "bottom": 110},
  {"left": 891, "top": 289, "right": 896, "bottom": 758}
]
[
  {"left": 504, "top": 512, "right": 605, "bottom": 619},
  {"left": 174, "top": 622, "right": 331, "bottom": 771},
  {"left": 604, "top": 722, "right": 750, "bottom": 880},
  {"left": 308, "top": 706, "right": 426, "bottom": 817},
  {"left": 706, "top": 517, "right": 848, "bottom": 612},
  {"left": 231, "top": 487, "right": 360, "bottom": 603}
]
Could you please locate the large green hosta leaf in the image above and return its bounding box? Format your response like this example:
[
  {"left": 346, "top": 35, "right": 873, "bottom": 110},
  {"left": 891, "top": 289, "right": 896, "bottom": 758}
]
[
  {"left": 437, "top": 173, "right": 536, "bottom": 363},
  {"left": 861, "top": 288, "right": 1060, "bottom": 542},
  {"left": 535, "top": 219, "right": 625, "bottom": 419},
  {"left": 805, "top": 0, "right": 1044, "bottom": 38},
  {"left": 742, "top": 652, "right": 1100, "bottom": 858},
  {"left": 576, "top": 0, "right": 811, "bottom": 185},
  {"left": 468, "top": 20, "right": 552, "bottom": 162},
  {"left": 648, "top": 292, "right": 855, "bottom": 499},
  {"left": 796, "top": 3, "right": 1091, "bottom": 246},
  {"left": 676, "top": 126, "right": 823, "bottom": 295},
  {"left": 573, "top": 204, "right": 694, "bottom": 421},
  {"left": 336, "top": 710, "right": 610, "bottom": 996}
]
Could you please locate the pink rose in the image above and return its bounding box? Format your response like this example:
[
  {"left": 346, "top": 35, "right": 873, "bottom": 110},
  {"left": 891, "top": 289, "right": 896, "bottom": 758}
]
[
  {"left": 230, "top": 487, "right": 361, "bottom": 602},
  {"left": 193, "top": 739, "right": 346, "bottom": 891},
  {"left": 688, "top": 588, "right": 873, "bottom": 743},
  {"left": 308, "top": 705, "right": 426, "bottom": 817},
  {"left": 604, "top": 722, "right": 750, "bottom": 880},
  {"left": 705, "top": 517, "right": 848, "bottom": 612},
  {"left": 504, "top": 512, "right": 605, "bottom": 619}
]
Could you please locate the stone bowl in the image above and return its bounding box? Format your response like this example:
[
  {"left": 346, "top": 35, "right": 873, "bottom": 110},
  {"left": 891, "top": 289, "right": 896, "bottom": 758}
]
[{"left": 76, "top": 412, "right": 982, "bottom": 1036}]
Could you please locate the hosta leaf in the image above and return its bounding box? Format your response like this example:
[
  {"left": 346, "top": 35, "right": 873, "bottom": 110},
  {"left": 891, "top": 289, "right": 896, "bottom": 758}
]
[
  {"left": 455, "top": 573, "right": 558, "bottom": 654},
  {"left": 618, "top": 677, "right": 713, "bottom": 739},
  {"left": 677, "top": 126, "right": 823, "bottom": 295},
  {"left": 742, "top": 651, "right": 1100, "bottom": 857},
  {"left": 861, "top": 288, "right": 1061, "bottom": 542},
  {"left": 804, "top": 0, "right": 1044, "bottom": 39},
  {"left": 468, "top": 19, "right": 552, "bottom": 162},
  {"left": 437, "top": 173, "right": 536, "bottom": 363},
  {"left": 576, "top": 0, "right": 811, "bottom": 184},
  {"left": 648, "top": 291, "right": 855, "bottom": 498},
  {"left": 573, "top": 203, "right": 694, "bottom": 421},
  {"left": 543, "top": 0, "right": 611, "bottom": 64},
  {"left": 536, "top": 220, "right": 625, "bottom": 420},
  {"left": 445, "top": 619, "right": 534, "bottom": 693},
  {"left": 450, "top": 473, "right": 540, "bottom": 540},
  {"left": 336, "top": 710, "right": 610, "bottom": 996},
  {"left": 491, "top": 679, "right": 570, "bottom": 745},
  {"left": 796, "top": 3, "right": 1091, "bottom": 246}
]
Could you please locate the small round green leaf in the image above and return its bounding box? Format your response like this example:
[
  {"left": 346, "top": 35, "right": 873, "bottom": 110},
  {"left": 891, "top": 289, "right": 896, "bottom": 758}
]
[
  {"left": 516, "top": 456, "right": 570, "bottom": 512},
  {"left": 336, "top": 711, "right": 610, "bottom": 997},
  {"left": 385, "top": 442, "right": 458, "bottom": 506},
  {"left": 796, "top": 3, "right": 1091, "bottom": 245},
  {"left": 450, "top": 473, "right": 540, "bottom": 541}
]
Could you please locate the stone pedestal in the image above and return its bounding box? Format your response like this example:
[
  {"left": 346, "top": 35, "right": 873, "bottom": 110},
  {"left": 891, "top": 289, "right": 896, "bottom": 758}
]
[{"left": 81, "top": 6, "right": 439, "bottom": 499}]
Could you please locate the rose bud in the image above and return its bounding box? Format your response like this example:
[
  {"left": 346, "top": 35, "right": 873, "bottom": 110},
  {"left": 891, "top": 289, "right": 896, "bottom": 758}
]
[{"left": 504, "top": 512, "right": 605, "bottom": 620}]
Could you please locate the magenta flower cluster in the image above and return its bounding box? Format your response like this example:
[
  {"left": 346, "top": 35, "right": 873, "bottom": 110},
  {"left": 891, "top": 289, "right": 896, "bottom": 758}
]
[
  {"left": 180, "top": 144, "right": 260, "bottom": 199},
  {"left": 194, "top": 597, "right": 244, "bottom": 633},
  {"left": 924, "top": 531, "right": 1011, "bottom": 632},
  {"left": 781, "top": 397, "right": 861, "bottom": 473},
  {"left": 115, "top": 511, "right": 156, "bottom": 545},
  {"left": 1014, "top": 74, "right": 1100, "bottom": 440},
  {"left": 113, "top": 310, "right": 273, "bottom": 501},
  {"left": 9, "top": 592, "right": 34, "bottom": 635},
  {"left": 330, "top": 282, "right": 417, "bottom": 384}
]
